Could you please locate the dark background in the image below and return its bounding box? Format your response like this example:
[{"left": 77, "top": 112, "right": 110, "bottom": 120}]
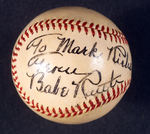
[{"left": 0, "top": 0, "right": 150, "bottom": 134}]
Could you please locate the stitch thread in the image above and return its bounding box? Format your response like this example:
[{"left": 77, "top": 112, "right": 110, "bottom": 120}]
[{"left": 12, "top": 18, "right": 130, "bottom": 118}]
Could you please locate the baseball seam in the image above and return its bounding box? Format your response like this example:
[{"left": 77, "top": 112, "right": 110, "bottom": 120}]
[{"left": 12, "top": 18, "right": 130, "bottom": 118}]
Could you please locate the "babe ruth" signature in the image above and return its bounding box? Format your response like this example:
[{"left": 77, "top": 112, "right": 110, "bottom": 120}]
[{"left": 26, "top": 69, "right": 123, "bottom": 99}]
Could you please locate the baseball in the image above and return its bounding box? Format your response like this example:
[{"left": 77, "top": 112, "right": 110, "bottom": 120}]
[{"left": 11, "top": 7, "right": 132, "bottom": 124}]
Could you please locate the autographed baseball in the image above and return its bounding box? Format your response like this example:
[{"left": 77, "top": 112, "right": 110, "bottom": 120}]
[{"left": 11, "top": 7, "right": 132, "bottom": 124}]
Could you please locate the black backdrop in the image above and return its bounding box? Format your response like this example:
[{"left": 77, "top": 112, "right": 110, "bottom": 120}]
[{"left": 0, "top": 0, "right": 150, "bottom": 134}]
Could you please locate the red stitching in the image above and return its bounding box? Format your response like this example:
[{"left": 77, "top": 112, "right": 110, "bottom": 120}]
[
  {"left": 58, "top": 23, "right": 62, "bottom": 30},
  {"left": 22, "top": 92, "right": 26, "bottom": 100},
  {"left": 59, "top": 107, "right": 65, "bottom": 118},
  {"left": 12, "top": 58, "right": 17, "bottom": 62},
  {"left": 21, "top": 34, "right": 25, "bottom": 42},
  {"left": 11, "top": 18, "right": 130, "bottom": 118},
  {"left": 13, "top": 76, "right": 18, "bottom": 82},
  {"left": 121, "top": 83, "right": 124, "bottom": 93},
  {"left": 116, "top": 86, "right": 120, "bottom": 98},
  {"left": 45, "top": 19, "right": 50, "bottom": 30},
  {"left": 83, "top": 102, "right": 90, "bottom": 112},
  {"left": 36, "top": 103, "right": 40, "bottom": 112},
  {"left": 76, "top": 20, "right": 81, "bottom": 25},
  {"left": 91, "top": 28, "right": 95, "bottom": 36},
  {"left": 84, "top": 27, "right": 88, "bottom": 35},
  {"left": 46, "top": 107, "right": 52, "bottom": 116},
  {"left": 101, "top": 25, "right": 105, "bottom": 31},
  {"left": 89, "top": 100, "right": 95, "bottom": 111},
  {"left": 51, "top": 19, "right": 56, "bottom": 30},
  {"left": 124, "top": 81, "right": 127, "bottom": 92},
  {"left": 13, "top": 52, "right": 18, "bottom": 56},
  {"left": 63, "top": 19, "right": 69, "bottom": 30},
  {"left": 95, "top": 24, "right": 99, "bottom": 29},
  {"left": 52, "top": 108, "right": 58, "bottom": 117},
  {"left": 15, "top": 46, "right": 20, "bottom": 51},
  {"left": 114, "top": 35, "right": 117, "bottom": 43},
  {"left": 29, "top": 26, "right": 34, "bottom": 34},
  {"left": 89, "top": 23, "right": 94, "bottom": 28},
  {"left": 97, "top": 30, "right": 101, "bottom": 38},
  {"left": 65, "top": 107, "right": 71, "bottom": 117},
  {"left": 118, "top": 36, "right": 121, "bottom": 44},
  {"left": 103, "top": 32, "right": 107, "bottom": 40},
  {"left": 57, "top": 19, "right": 62, "bottom": 23},
  {"left": 106, "top": 91, "right": 111, "bottom": 103},
  {"left": 107, "top": 27, "right": 109, "bottom": 33},
  {"left": 31, "top": 100, "right": 35, "bottom": 108},
  {"left": 77, "top": 104, "right": 83, "bottom": 115},
  {"left": 39, "top": 21, "right": 44, "bottom": 31},
  {"left": 41, "top": 105, "right": 45, "bottom": 114},
  {"left": 25, "top": 30, "right": 29, "bottom": 38},
  {"left": 95, "top": 97, "right": 101, "bottom": 108},
  {"left": 27, "top": 96, "right": 30, "bottom": 104},
  {"left": 34, "top": 22, "right": 38, "bottom": 33},
  {"left": 77, "top": 26, "right": 81, "bottom": 33},
  {"left": 12, "top": 70, "right": 17, "bottom": 76},
  {"left": 112, "top": 88, "right": 116, "bottom": 100},
  {"left": 71, "top": 106, "right": 77, "bottom": 116},
  {"left": 82, "top": 22, "right": 87, "bottom": 27},
  {"left": 68, "top": 19, "right": 73, "bottom": 24},
  {"left": 101, "top": 93, "right": 106, "bottom": 104},
  {"left": 19, "top": 87, "right": 22, "bottom": 94},
  {"left": 16, "top": 82, "right": 20, "bottom": 88},
  {"left": 17, "top": 39, "right": 22, "bottom": 46},
  {"left": 11, "top": 64, "right": 16, "bottom": 69}
]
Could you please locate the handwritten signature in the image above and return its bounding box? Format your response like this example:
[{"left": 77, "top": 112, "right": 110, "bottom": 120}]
[
  {"left": 26, "top": 69, "right": 123, "bottom": 99},
  {"left": 25, "top": 33, "right": 124, "bottom": 99}
]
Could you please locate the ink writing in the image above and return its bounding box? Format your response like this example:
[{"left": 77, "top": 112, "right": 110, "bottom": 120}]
[
  {"left": 26, "top": 69, "right": 123, "bottom": 99},
  {"left": 25, "top": 33, "right": 124, "bottom": 99},
  {"left": 107, "top": 45, "right": 132, "bottom": 71}
]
